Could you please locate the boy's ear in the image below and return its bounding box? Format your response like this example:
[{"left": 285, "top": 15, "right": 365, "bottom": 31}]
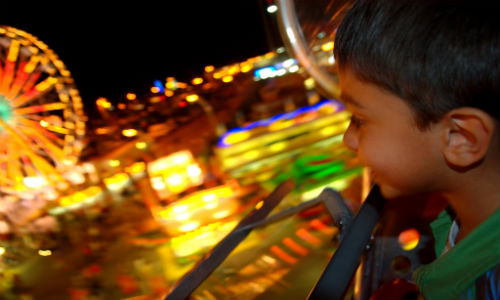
[{"left": 442, "top": 107, "right": 496, "bottom": 169}]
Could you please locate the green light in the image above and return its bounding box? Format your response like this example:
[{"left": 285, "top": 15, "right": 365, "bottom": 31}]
[{"left": 0, "top": 95, "right": 13, "bottom": 122}]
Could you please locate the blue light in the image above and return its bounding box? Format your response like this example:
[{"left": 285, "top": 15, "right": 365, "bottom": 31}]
[
  {"left": 153, "top": 80, "right": 165, "bottom": 93},
  {"left": 254, "top": 66, "right": 277, "bottom": 79}
]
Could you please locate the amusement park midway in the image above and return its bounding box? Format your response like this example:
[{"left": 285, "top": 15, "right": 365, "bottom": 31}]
[{"left": 0, "top": 2, "right": 363, "bottom": 300}]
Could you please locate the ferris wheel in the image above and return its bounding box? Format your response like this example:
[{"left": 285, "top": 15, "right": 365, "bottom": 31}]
[{"left": 0, "top": 25, "right": 86, "bottom": 194}]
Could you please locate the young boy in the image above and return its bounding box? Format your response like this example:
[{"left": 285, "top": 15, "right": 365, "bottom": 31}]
[{"left": 333, "top": 0, "right": 499, "bottom": 299}]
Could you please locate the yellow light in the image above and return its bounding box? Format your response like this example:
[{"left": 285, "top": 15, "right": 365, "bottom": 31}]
[
  {"left": 269, "top": 141, "right": 287, "bottom": 152},
  {"left": 191, "top": 77, "right": 204, "bottom": 85},
  {"left": 180, "top": 222, "right": 200, "bottom": 232},
  {"left": 122, "top": 128, "right": 138, "bottom": 137},
  {"left": 320, "top": 125, "right": 337, "bottom": 136},
  {"left": 152, "top": 180, "right": 166, "bottom": 190},
  {"left": 35, "top": 77, "right": 57, "bottom": 91},
  {"left": 172, "top": 152, "right": 190, "bottom": 165},
  {"left": 166, "top": 81, "right": 177, "bottom": 90},
  {"left": 40, "top": 120, "right": 48, "bottom": 127},
  {"left": 96, "top": 97, "right": 111, "bottom": 108},
  {"left": 173, "top": 204, "right": 188, "bottom": 213},
  {"left": 255, "top": 201, "right": 264, "bottom": 210},
  {"left": 7, "top": 39, "right": 20, "bottom": 61},
  {"left": 227, "top": 65, "right": 240, "bottom": 75},
  {"left": 103, "top": 173, "right": 130, "bottom": 191},
  {"left": 213, "top": 210, "right": 230, "bottom": 219},
  {"left": 0, "top": 247, "right": 5, "bottom": 256},
  {"left": 269, "top": 119, "right": 294, "bottom": 131},
  {"left": 186, "top": 94, "right": 199, "bottom": 102},
  {"left": 205, "top": 65, "right": 215, "bottom": 73},
  {"left": 202, "top": 194, "right": 216, "bottom": 202},
  {"left": 126, "top": 161, "right": 146, "bottom": 174},
  {"left": 240, "top": 63, "right": 252, "bottom": 73},
  {"left": 223, "top": 131, "right": 251, "bottom": 145},
  {"left": 38, "top": 249, "right": 52, "bottom": 256},
  {"left": 321, "top": 41, "right": 334, "bottom": 52},
  {"left": 176, "top": 213, "right": 191, "bottom": 221},
  {"left": 204, "top": 202, "right": 217, "bottom": 209},
  {"left": 213, "top": 72, "right": 223, "bottom": 79},
  {"left": 186, "top": 164, "right": 202, "bottom": 178},
  {"left": 109, "top": 160, "right": 120, "bottom": 167},
  {"left": 166, "top": 173, "right": 185, "bottom": 187},
  {"left": 126, "top": 93, "right": 137, "bottom": 100},
  {"left": 222, "top": 75, "right": 233, "bottom": 83},
  {"left": 135, "top": 141, "right": 147, "bottom": 149},
  {"left": 243, "top": 150, "right": 260, "bottom": 161},
  {"left": 304, "top": 77, "right": 315, "bottom": 90}
]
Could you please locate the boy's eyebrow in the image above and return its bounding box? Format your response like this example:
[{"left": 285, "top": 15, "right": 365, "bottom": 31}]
[{"left": 340, "top": 92, "right": 364, "bottom": 108}]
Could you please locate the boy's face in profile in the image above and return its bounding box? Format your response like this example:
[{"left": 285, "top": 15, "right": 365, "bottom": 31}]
[{"left": 339, "top": 68, "right": 446, "bottom": 199}]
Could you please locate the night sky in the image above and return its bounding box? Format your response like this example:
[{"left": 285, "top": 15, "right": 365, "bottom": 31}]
[{"left": 2, "top": 1, "right": 274, "bottom": 117}]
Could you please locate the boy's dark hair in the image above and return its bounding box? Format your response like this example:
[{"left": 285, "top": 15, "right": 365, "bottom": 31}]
[{"left": 333, "top": 0, "right": 500, "bottom": 129}]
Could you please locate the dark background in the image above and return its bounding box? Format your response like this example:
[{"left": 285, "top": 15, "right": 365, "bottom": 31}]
[{"left": 2, "top": 1, "right": 277, "bottom": 116}]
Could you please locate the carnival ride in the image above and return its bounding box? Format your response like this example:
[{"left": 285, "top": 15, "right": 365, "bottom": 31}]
[{"left": 0, "top": 26, "right": 86, "bottom": 197}]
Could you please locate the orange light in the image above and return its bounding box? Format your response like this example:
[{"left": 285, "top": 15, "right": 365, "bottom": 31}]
[
  {"left": 296, "top": 228, "right": 321, "bottom": 246},
  {"left": 270, "top": 245, "right": 298, "bottom": 264},
  {"left": 191, "top": 77, "right": 204, "bottom": 85},
  {"left": 283, "top": 237, "right": 309, "bottom": 256},
  {"left": 398, "top": 228, "right": 420, "bottom": 250},
  {"left": 205, "top": 65, "right": 215, "bottom": 73},
  {"left": 96, "top": 97, "right": 111, "bottom": 108},
  {"left": 126, "top": 93, "right": 136, "bottom": 100}
]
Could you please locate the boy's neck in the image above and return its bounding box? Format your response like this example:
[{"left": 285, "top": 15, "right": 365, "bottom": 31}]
[{"left": 443, "top": 154, "right": 500, "bottom": 243}]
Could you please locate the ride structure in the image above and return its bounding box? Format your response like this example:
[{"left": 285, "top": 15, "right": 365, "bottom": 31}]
[{"left": 0, "top": 25, "right": 86, "bottom": 197}]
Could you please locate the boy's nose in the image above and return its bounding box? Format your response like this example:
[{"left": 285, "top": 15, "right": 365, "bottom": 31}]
[{"left": 343, "top": 123, "right": 358, "bottom": 152}]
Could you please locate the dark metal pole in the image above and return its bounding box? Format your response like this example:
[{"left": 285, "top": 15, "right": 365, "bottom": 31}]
[{"left": 307, "top": 185, "right": 385, "bottom": 300}]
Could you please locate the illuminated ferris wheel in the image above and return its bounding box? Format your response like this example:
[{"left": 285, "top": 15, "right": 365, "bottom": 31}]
[{"left": 0, "top": 25, "right": 86, "bottom": 193}]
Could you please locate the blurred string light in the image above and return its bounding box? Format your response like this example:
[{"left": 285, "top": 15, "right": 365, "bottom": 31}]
[
  {"left": 185, "top": 94, "right": 199, "bottom": 103},
  {"left": 204, "top": 65, "right": 215, "bottom": 73},
  {"left": 38, "top": 249, "right": 52, "bottom": 256},
  {"left": 267, "top": 4, "right": 278, "bottom": 13},
  {"left": 122, "top": 128, "right": 138, "bottom": 137},
  {"left": 191, "top": 77, "right": 204, "bottom": 85},
  {"left": 126, "top": 93, "right": 136, "bottom": 101},
  {"left": 153, "top": 79, "right": 165, "bottom": 93},
  {"left": 253, "top": 58, "right": 299, "bottom": 80}
]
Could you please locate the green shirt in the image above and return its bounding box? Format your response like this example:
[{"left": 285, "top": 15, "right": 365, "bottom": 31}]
[{"left": 413, "top": 207, "right": 500, "bottom": 299}]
